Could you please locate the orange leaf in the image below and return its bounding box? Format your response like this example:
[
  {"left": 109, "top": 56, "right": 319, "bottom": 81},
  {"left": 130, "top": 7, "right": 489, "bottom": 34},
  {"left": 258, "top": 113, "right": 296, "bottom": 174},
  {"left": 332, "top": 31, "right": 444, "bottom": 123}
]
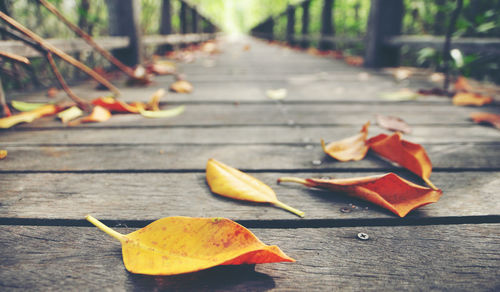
[
  {"left": 368, "top": 133, "right": 437, "bottom": 189},
  {"left": 278, "top": 173, "right": 442, "bottom": 217},
  {"left": 146, "top": 89, "right": 166, "bottom": 111},
  {"left": 206, "top": 159, "right": 304, "bottom": 217},
  {"left": 92, "top": 96, "right": 140, "bottom": 113},
  {"left": 0, "top": 149, "right": 7, "bottom": 159},
  {"left": 70, "top": 106, "right": 111, "bottom": 125},
  {"left": 470, "top": 112, "right": 500, "bottom": 129},
  {"left": 452, "top": 92, "right": 492, "bottom": 106},
  {"left": 454, "top": 76, "right": 473, "bottom": 92},
  {"left": 170, "top": 80, "right": 193, "bottom": 93},
  {"left": 321, "top": 122, "right": 370, "bottom": 162},
  {"left": 344, "top": 56, "right": 364, "bottom": 67},
  {"left": 86, "top": 215, "right": 294, "bottom": 275},
  {"left": 0, "top": 104, "right": 59, "bottom": 129}
]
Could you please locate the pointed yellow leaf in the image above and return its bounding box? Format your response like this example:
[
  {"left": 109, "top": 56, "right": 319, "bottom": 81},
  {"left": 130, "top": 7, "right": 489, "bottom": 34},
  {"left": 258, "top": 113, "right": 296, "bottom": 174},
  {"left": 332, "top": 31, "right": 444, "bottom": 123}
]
[
  {"left": 0, "top": 104, "right": 59, "bottom": 129},
  {"left": 206, "top": 159, "right": 304, "bottom": 217}
]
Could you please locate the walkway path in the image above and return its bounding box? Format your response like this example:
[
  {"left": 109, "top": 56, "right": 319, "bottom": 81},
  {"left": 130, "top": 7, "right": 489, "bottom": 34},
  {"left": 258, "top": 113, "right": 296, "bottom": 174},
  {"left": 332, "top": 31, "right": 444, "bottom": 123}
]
[{"left": 1, "top": 36, "right": 499, "bottom": 290}]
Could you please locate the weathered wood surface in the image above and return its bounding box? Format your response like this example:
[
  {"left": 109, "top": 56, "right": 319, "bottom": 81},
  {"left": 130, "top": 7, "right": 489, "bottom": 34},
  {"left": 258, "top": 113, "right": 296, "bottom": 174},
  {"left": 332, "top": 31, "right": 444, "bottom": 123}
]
[
  {"left": 0, "top": 225, "right": 498, "bottom": 291},
  {"left": 1, "top": 36, "right": 499, "bottom": 290},
  {"left": 1, "top": 143, "right": 499, "bottom": 171},
  {"left": 1, "top": 171, "right": 499, "bottom": 221}
]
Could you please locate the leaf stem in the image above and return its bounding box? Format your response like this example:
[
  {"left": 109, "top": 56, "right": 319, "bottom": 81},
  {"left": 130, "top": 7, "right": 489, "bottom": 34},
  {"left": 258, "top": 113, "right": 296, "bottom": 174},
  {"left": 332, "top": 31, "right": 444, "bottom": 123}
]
[
  {"left": 277, "top": 177, "right": 309, "bottom": 186},
  {"left": 273, "top": 201, "right": 305, "bottom": 218},
  {"left": 423, "top": 177, "right": 439, "bottom": 191},
  {"left": 86, "top": 215, "right": 127, "bottom": 242}
]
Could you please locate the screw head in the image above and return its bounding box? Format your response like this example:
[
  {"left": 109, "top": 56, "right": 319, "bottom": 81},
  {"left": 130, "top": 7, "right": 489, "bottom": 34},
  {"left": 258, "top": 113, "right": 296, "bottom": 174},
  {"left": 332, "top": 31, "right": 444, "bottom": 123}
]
[
  {"left": 340, "top": 207, "right": 352, "bottom": 213},
  {"left": 357, "top": 232, "right": 369, "bottom": 241}
]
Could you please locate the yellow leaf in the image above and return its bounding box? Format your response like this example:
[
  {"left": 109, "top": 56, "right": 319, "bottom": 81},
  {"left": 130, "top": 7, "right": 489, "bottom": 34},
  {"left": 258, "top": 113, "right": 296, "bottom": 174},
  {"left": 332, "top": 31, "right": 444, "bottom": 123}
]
[
  {"left": 0, "top": 104, "right": 59, "bottom": 129},
  {"left": 140, "top": 105, "right": 185, "bottom": 119},
  {"left": 170, "top": 80, "right": 193, "bottom": 93},
  {"left": 0, "top": 150, "right": 7, "bottom": 159},
  {"left": 206, "top": 159, "right": 304, "bottom": 217},
  {"left": 266, "top": 88, "right": 287, "bottom": 100},
  {"left": 11, "top": 100, "right": 47, "bottom": 112},
  {"left": 86, "top": 215, "right": 294, "bottom": 275},
  {"left": 57, "top": 106, "right": 83, "bottom": 123},
  {"left": 146, "top": 89, "right": 166, "bottom": 111}
]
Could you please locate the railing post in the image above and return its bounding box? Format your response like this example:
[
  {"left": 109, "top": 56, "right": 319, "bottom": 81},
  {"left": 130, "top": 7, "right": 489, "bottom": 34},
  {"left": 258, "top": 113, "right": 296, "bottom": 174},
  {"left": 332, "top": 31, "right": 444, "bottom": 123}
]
[
  {"left": 180, "top": 1, "right": 188, "bottom": 34},
  {"left": 319, "top": 0, "right": 335, "bottom": 50},
  {"left": 286, "top": 5, "right": 295, "bottom": 46},
  {"left": 106, "top": 0, "right": 142, "bottom": 66},
  {"left": 364, "top": 0, "right": 403, "bottom": 68},
  {"left": 265, "top": 17, "right": 274, "bottom": 41},
  {"left": 191, "top": 7, "right": 199, "bottom": 33},
  {"left": 160, "top": 0, "right": 172, "bottom": 35},
  {"left": 301, "top": 0, "right": 310, "bottom": 48}
]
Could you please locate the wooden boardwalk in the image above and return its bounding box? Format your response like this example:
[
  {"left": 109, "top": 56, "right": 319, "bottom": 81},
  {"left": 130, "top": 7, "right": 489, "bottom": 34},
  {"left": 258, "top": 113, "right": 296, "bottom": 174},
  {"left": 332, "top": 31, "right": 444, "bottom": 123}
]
[{"left": 1, "top": 36, "right": 499, "bottom": 291}]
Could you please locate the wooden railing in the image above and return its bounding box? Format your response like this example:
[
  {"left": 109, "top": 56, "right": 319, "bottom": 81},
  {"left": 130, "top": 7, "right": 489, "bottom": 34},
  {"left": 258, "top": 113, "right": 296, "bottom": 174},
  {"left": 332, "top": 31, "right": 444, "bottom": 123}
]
[
  {"left": 0, "top": 0, "right": 218, "bottom": 66},
  {"left": 250, "top": 0, "right": 500, "bottom": 68}
]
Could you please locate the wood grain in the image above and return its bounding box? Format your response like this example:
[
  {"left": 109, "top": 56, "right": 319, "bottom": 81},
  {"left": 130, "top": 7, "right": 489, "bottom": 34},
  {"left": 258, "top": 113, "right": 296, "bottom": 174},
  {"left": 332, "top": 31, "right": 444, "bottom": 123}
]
[
  {"left": 0, "top": 171, "right": 498, "bottom": 220},
  {"left": 0, "top": 224, "right": 498, "bottom": 291}
]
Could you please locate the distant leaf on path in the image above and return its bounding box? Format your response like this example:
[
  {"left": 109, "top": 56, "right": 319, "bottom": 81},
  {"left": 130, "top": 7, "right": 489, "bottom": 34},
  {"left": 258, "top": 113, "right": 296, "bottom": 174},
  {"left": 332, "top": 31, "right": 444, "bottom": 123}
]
[
  {"left": 376, "top": 114, "right": 412, "bottom": 134},
  {"left": 470, "top": 112, "right": 500, "bottom": 129}
]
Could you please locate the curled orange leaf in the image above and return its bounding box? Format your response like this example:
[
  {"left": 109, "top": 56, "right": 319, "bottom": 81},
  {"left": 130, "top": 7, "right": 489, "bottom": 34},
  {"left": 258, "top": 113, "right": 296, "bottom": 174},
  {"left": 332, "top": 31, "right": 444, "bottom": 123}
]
[
  {"left": 368, "top": 133, "right": 437, "bottom": 190},
  {"left": 0, "top": 104, "right": 59, "bottom": 129},
  {"left": 470, "top": 112, "right": 500, "bottom": 129},
  {"left": 92, "top": 96, "right": 140, "bottom": 113},
  {"left": 86, "top": 215, "right": 294, "bottom": 275},
  {"left": 321, "top": 122, "right": 370, "bottom": 162},
  {"left": 452, "top": 92, "right": 492, "bottom": 106},
  {"left": 206, "top": 159, "right": 304, "bottom": 217},
  {"left": 69, "top": 106, "right": 111, "bottom": 126},
  {"left": 278, "top": 173, "right": 442, "bottom": 217}
]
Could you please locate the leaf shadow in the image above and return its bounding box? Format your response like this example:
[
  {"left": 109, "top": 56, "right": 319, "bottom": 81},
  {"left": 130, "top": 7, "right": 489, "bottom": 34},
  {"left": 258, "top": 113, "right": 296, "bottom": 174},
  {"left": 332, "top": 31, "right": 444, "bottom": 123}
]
[{"left": 129, "top": 264, "right": 275, "bottom": 291}]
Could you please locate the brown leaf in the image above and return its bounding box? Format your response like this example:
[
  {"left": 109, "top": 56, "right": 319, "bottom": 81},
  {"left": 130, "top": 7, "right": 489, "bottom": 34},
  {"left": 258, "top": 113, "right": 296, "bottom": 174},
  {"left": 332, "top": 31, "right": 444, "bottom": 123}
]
[
  {"left": 452, "top": 92, "right": 493, "bottom": 106},
  {"left": 321, "top": 122, "right": 370, "bottom": 162},
  {"left": 470, "top": 112, "right": 500, "bottom": 129},
  {"left": 278, "top": 173, "right": 442, "bottom": 217},
  {"left": 170, "top": 80, "right": 193, "bottom": 93},
  {"left": 368, "top": 133, "right": 437, "bottom": 190},
  {"left": 86, "top": 215, "right": 294, "bottom": 275},
  {"left": 376, "top": 114, "right": 412, "bottom": 134}
]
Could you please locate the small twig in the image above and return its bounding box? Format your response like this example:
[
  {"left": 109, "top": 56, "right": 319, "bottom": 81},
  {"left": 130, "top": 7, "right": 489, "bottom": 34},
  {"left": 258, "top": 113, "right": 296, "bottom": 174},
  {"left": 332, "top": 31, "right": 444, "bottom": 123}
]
[
  {"left": 442, "top": 0, "right": 464, "bottom": 91},
  {"left": 0, "top": 78, "right": 11, "bottom": 117},
  {"left": 45, "top": 52, "right": 90, "bottom": 111},
  {"left": 37, "top": 0, "right": 137, "bottom": 79},
  {"left": 0, "top": 11, "right": 120, "bottom": 95},
  {"left": 0, "top": 50, "right": 30, "bottom": 65}
]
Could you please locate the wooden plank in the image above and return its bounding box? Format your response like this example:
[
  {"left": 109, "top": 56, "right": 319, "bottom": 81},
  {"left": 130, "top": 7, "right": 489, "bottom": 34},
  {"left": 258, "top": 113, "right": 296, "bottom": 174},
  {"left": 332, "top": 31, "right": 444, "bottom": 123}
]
[
  {"left": 11, "top": 103, "right": 498, "bottom": 129},
  {"left": 0, "top": 37, "right": 129, "bottom": 57},
  {"left": 1, "top": 171, "right": 499, "bottom": 220},
  {"left": 2, "top": 126, "right": 499, "bottom": 145},
  {"left": 1, "top": 143, "right": 499, "bottom": 171},
  {"left": 0, "top": 225, "right": 498, "bottom": 290}
]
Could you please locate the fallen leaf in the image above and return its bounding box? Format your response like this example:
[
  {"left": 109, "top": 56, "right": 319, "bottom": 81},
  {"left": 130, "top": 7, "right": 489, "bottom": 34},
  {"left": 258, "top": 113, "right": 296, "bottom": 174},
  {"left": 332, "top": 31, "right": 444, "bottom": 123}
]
[
  {"left": 57, "top": 106, "right": 83, "bottom": 123},
  {"left": 148, "top": 60, "right": 177, "bottom": 75},
  {"left": 206, "top": 159, "right": 304, "bottom": 217},
  {"left": 11, "top": 100, "right": 47, "bottom": 112},
  {"left": 146, "top": 89, "right": 166, "bottom": 111},
  {"left": 278, "top": 173, "right": 442, "bottom": 217},
  {"left": 470, "top": 112, "right": 500, "bottom": 129},
  {"left": 92, "top": 96, "right": 139, "bottom": 113},
  {"left": 266, "top": 88, "right": 287, "bottom": 100},
  {"left": 452, "top": 92, "right": 492, "bottom": 106},
  {"left": 47, "top": 87, "right": 59, "bottom": 98},
  {"left": 243, "top": 44, "right": 251, "bottom": 51},
  {"left": 69, "top": 105, "right": 111, "bottom": 125},
  {"left": 344, "top": 56, "right": 363, "bottom": 67},
  {"left": 86, "top": 215, "right": 294, "bottom": 275},
  {"left": 368, "top": 133, "right": 437, "bottom": 190},
  {"left": 170, "top": 80, "right": 193, "bottom": 93},
  {"left": 140, "top": 105, "right": 185, "bottom": 119},
  {"left": 0, "top": 104, "right": 59, "bottom": 129},
  {"left": 376, "top": 114, "right": 411, "bottom": 134},
  {"left": 454, "top": 76, "right": 473, "bottom": 92},
  {"left": 380, "top": 89, "right": 419, "bottom": 101},
  {"left": 0, "top": 149, "right": 7, "bottom": 159},
  {"left": 321, "top": 122, "right": 370, "bottom": 162}
]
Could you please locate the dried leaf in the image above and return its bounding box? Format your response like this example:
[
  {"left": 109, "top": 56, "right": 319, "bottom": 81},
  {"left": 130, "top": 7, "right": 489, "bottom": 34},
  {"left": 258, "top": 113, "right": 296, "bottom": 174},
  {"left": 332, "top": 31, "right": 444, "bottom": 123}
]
[
  {"left": 470, "top": 112, "right": 500, "bottom": 129},
  {"left": 0, "top": 149, "right": 7, "bottom": 159},
  {"left": 69, "top": 106, "right": 111, "bottom": 125},
  {"left": 266, "top": 88, "right": 287, "bottom": 100},
  {"left": 206, "top": 159, "right": 304, "bottom": 217},
  {"left": 452, "top": 92, "right": 492, "bottom": 106},
  {"left": 278, "top": 173, "right": 442, "bottom": 217},
  {"left": 380, "top": 89, "right": 419, "bottom": 101},
  {"left": 0, "top": 104, "right": 59, "bottom": 129},
  {"left": 148, "top": 60, "right": 176, "bottom": 75},
  {"left": 170, "top": 80, "right": 193, "bottom": 93},
  {"left": 140, "top": 105, "right": 185, "bottom": 119},
  {"left": 86, "top": 215, "right": 294, "bottom": 275},
  {"left": 321, "top": 122, "right": 370, "bottom": 162},
  {"left": 368, "top": 133, "right": 437, "bottom": 190},
  {"left": 146, "top": 89, "right": 166, "bottom": 111},
  {"left": 344, "top": 56, "right": 363, "bottom": 67},
  {"left": 57, "top": 106, "right": 83, "bottom": 123},
  {"left": 92, "top": 97, "right": 139, "bottom": 113},
  {"left": 11, "top": 100, "right": 47, "bottom": 112},
  {"left": 376, "top": 114, "right": 412, "bottom": 134},
  {"left": 454, "top": 76, "right": 473, "bottom": 92},
  {"left": 47, "top": 87, "right": 59, "bottom": 98}
]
